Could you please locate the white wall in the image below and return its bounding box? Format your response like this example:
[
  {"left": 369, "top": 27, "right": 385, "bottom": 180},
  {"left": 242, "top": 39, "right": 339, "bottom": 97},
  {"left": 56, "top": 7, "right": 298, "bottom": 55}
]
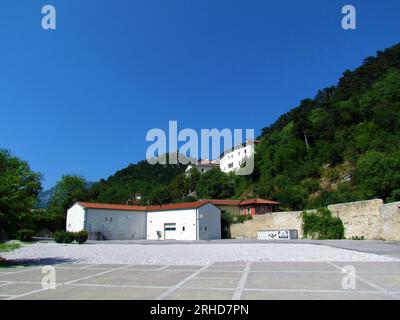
[
  {"left": 147, "top": 209, "right": 197, "bottom": 240},
  {"left": 85, "top": 209, "right": 147, "bottom": 240},
  {"left": 220, "top": 143, "right": 255, "bottom": 173},
  {"left": 66, "top": 203, "right": 86, "bottom": 232},
  {"left": 197, "top": 203, "right": 221, "bottom": 240}
]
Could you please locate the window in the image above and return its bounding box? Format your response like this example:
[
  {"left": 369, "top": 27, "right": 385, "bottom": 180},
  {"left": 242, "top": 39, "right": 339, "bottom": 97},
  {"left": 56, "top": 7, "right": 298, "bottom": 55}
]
[
  {"left": 164, "top": 223, "right": 176, "bottom": 231},
  {"left": 110, "top": 217, "right": 112, "bottom": 223},
  {"left": 182, "top": 226, "right": 185, "bottom": 231},
  {"left": 247, "top": 207, "right": 251, "bottom": 214},
  {"left": 105, "top": 217, "right": 108, "bottom": 222},
  {"left": 228, "top": 163, "right": 233, "bottom": 168},
  {"left": 204, "top": 226, "right": 208, "bottom": 231}
]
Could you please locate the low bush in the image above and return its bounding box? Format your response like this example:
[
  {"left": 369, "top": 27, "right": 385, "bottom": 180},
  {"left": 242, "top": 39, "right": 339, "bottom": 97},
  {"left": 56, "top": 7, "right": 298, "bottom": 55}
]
[
  {"left": 54, "top": 231, "right": 75, "bottom": 244},
  {"left": 302, "top": 208, "right": 345, "bottom": 240},
  {"left": 75, "top": 230, "right": 88, "bottom": 244},
  {"left": 16, "top": 229, "right": 35, "bottom": 242}
]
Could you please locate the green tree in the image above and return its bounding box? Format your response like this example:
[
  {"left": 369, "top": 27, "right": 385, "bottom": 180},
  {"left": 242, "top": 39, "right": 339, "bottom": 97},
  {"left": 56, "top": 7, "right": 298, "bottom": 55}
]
[
  {"left": 0, "top": 149, "right": 42, "bottom": 237},
  {"left": 49, "top": 175, "right": 89, "bottom": 220},
  {"left": 355, "top": 151, "right": 400, "bottom": 200}
]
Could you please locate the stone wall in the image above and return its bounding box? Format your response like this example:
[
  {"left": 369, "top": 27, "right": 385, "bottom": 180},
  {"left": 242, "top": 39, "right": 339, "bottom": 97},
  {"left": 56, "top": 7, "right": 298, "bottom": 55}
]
[
  {"left": 380, "top": 201, "right": 400, "bottom": 241},
  {"left": 230, "top": 211, "right": 303, "bottom": 239},
  {"left": 328, "top": 199, "right": 383, "bottom": 240},
  {"left": 230, "top": 199, "right": 400, "bottom": 240}
]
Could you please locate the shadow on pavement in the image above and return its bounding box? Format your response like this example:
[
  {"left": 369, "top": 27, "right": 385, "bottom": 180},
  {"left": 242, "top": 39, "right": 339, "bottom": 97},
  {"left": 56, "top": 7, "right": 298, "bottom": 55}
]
[{"left": 0, "top": 257, "right": 76, "bottom": 268}]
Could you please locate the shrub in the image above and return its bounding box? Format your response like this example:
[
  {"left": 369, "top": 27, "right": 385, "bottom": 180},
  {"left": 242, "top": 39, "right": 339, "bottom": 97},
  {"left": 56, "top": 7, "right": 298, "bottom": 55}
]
[
  {"left": 16, "top": 229, "right": 35, "bottom": 242},
  {"left": 54, "top": 231, "right": 75, "bottom": 244},
  {"left": 302, "top": 208, "right": 345, "bottom": 240},
  {"left": 75, "top": 230, "right": 88, "bottom": 244},
  {"left": 235, "top": 214, "right": 253, "bottom": 224}
]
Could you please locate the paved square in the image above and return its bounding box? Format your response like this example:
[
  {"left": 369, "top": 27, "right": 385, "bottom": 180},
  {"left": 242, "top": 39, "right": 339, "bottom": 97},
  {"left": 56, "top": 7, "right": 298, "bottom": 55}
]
[{"left": 1, "top": 261, "right": 399, "bottom": 300}]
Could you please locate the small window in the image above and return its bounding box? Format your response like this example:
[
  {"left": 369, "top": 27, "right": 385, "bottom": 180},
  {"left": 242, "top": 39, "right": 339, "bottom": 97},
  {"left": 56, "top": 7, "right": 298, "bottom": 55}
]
[
  {"left": 182, "top": 226, "right": 185, "bottom": 231},
  {"left": 110, "top": 217, "right": 112, "bottom": 223},
  {"left": 204, "top": 226, "right": 208, "bottom": 231},
  {"left": 105, "top": 217, "right": 108, "bottom": 222}
]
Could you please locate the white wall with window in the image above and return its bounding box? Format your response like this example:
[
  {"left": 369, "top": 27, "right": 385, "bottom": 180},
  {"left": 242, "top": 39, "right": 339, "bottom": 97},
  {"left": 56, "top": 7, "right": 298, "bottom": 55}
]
[{"left": 219, "top": 141, "right": 258, "bottom": 173}]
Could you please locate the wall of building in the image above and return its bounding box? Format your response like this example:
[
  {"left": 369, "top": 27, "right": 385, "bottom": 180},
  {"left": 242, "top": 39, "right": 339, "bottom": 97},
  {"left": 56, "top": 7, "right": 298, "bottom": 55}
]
[
  {"left": 220, "top": 143, "right": 255, "bottom": 173},
  {"left": 230, "top": 199, "right": 400, "bottom": 241},
  {"left": 66, "top": 204, "right": 86, "bottom": 232},
  {"left": 218, "top": 204, "right": 240, "bottom": 216},
  {"left": 85, "top": 209, "right": 147, "bottom": 240},
  {"left": 230, "top": 211, "right": 303, "bottom": 238},
  {"left": 147, "top": 209, "right": 197, "bottom": 240},
  {"left": 197, "top": 203, "right": 221, "bottom": 240}
]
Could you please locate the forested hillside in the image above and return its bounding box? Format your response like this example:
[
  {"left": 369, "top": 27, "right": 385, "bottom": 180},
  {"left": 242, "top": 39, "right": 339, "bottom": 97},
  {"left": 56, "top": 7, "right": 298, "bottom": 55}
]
[
  {"left": 254, "top": 43, "right": 400, "bottom": 209},
  {"left": 46, "top": 43, "right": 400, "bottom": 211}
]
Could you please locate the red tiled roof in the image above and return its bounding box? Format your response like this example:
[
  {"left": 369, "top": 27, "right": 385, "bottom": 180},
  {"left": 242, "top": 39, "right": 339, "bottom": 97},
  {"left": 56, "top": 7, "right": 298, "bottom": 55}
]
[
  {"left": 239, "top": 198, "right": 279, "bottom": 206},
  {"left": 77, "top": 201, "right": 211, "bottom": 212},
  {"left": 202, "top": 198, "right": 279, "bottom": 206},
  {"left": 77, "top": 202, "right": 147, "bottom": 211},
  {"left": 200, "top": 199, "right": 242, "bottom": 205},
  {"left": 146, "top": 201, "right": 210, "bottom": 211}
]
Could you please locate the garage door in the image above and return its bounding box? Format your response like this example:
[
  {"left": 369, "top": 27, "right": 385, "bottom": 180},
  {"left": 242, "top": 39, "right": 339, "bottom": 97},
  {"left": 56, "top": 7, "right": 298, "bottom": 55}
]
[{"left": 164, "top": 223, "right": 177, "bottom": 240}]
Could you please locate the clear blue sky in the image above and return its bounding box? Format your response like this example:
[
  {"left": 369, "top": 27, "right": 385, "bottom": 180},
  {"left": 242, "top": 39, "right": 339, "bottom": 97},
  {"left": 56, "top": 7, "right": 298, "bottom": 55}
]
[{"left": 1, "top": 0, "right": 399, "bottom": 189}]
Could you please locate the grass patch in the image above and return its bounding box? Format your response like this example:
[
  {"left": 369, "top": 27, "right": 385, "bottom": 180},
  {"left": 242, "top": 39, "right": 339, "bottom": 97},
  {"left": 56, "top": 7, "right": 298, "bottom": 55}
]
[{"left": 0, "top": 243, "right": 22, "bottom": 252}]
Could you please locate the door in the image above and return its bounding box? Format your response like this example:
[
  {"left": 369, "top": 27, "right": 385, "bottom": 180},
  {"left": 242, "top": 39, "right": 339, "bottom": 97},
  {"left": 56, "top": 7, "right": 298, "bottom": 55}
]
[
  {"left": 200, "top": 225, "right": 208, "bottom": 240},
  {"left": 164, "top": 223, "right": 177, "bottom": 240}
]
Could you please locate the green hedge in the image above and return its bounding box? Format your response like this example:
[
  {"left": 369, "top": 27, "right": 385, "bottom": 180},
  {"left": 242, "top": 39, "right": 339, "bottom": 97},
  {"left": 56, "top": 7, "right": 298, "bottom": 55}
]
[
  {"left": 75, "top": 230, "right": 88, "bottom": 244},
  {"left": 16, "top": 229, "right": 35, "bottom": 242},
  {"left": 302, "top": 208, "right": 345, "bottom": 240},
  {"left": 54, "top": 230, "right": 89, "bottom": 244},
  {"left": 54, "top": 231, "right": 75, "bottom": 244}
]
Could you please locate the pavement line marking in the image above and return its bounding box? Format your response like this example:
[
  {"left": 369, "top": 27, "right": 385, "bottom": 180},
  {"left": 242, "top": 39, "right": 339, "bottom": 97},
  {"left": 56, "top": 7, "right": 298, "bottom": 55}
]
[
  {"left": 243, "top": 288, "right": 387, "bottom": 293},
  {"left": 155, "top": 264, "right": 210, "bottom": 300},
  {"left": 232, "top": 261, "right": 251, "bottom": 300},
  {"left": 67, "top": 283, "right": 170, "bottom": 289},
  {"left": 0, "top": 282, "right": 12, "bottom": 287},
  {"left": 64, "top": 264, "right": 131, "bottom": 284},
  {"left": 80, "top": 264, "right": 101, "bottom": 269},
  {"left": 327, "top": 262, "right": 400, "bottom": 300},
  {"left": 0, "top": 294, "right": 15, "bottom": 297},
  {"left": 194, "top": 277, "right": 241, "bottom": 280},
  {"left": 158, "top": 265, "right": 171, "bottom": 270},
  {"left": 5, "top": 287, "right": 52, "bottom": 300}
]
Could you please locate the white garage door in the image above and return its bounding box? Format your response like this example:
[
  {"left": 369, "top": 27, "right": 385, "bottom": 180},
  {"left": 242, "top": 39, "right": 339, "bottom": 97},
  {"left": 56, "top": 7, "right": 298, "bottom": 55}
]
[{"left": 164, "top": 223, "right": 177, "bottom": 240}]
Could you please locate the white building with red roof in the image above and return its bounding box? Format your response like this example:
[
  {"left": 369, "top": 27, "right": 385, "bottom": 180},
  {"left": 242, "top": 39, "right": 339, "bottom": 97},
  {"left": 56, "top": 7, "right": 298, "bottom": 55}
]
[{"left": 66, "top": 201, "right": 221, "bottom": 241}]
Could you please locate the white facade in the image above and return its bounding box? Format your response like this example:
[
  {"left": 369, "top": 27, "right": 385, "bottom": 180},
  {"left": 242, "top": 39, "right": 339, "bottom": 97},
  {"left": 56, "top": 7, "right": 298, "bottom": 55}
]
[
  {"left": 66, "top": 202, "right": 221, "bottom": 241},
  {"left": 147, "top": 203, "right": 221, "bottom": 240},
  {"left": 66, "top": 203, "right": 86, "bottom": 232},
  {"left": 66, "top": 203, "right": 147, "bottom": 240},
  {"left": 220, "top": 141, "right": 258, "bottom": 173}
]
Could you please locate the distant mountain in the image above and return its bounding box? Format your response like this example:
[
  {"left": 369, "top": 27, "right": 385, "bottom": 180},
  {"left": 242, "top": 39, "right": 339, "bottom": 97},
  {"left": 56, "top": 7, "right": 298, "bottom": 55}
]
[
  {"left": 37, "top": 187, "right": 55, "bottom": 208},
  {"left": 38, "top": 182, "right": 94, "bottom": 208}
]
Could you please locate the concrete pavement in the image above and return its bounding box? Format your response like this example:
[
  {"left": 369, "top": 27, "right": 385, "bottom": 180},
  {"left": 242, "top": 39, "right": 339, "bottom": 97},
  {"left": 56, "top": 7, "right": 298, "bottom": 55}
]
[{"left": 1, "top": 261, "right": 399, "bottom": 300}]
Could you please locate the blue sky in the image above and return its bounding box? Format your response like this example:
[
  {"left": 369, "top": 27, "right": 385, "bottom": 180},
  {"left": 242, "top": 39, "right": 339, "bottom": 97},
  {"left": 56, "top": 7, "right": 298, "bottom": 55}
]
[{"left": 0, "top": 0, "right": 399, "bottom": 189}]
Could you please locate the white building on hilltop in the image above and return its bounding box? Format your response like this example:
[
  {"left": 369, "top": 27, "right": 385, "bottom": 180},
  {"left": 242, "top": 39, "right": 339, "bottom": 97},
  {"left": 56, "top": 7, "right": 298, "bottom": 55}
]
[
  {"left": 220, "top": 140, "right": 259, "bottom": 173},
  {"left": 185, "top": 159, "right": 220, "bottom": 174}
]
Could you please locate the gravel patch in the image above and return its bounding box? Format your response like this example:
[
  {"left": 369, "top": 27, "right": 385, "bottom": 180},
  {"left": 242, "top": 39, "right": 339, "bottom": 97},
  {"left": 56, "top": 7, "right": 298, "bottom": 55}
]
[{"left": 2, "top": 243, "right": 398, "bottom": 265}]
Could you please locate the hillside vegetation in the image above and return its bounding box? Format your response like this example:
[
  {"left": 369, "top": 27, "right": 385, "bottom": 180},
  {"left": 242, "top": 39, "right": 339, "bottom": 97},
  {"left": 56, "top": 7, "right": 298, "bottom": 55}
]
[{"left": 41, "top": 43, "right": 400, "bottom": 211}]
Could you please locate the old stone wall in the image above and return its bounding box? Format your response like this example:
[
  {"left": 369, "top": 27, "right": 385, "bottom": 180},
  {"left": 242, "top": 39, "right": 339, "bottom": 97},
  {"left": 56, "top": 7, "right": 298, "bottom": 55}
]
[
  {"left": 328, "top": 199, "right": 383, "bottom": 240},
  {"left": 380, "top": 201, "right": 400, "bottom": 241},
  {"left": 230, "top": 199, "right": 400, "bottom": 240},
  {"left": 230, "top": 211, "right": 303, "bottom": 239}
]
